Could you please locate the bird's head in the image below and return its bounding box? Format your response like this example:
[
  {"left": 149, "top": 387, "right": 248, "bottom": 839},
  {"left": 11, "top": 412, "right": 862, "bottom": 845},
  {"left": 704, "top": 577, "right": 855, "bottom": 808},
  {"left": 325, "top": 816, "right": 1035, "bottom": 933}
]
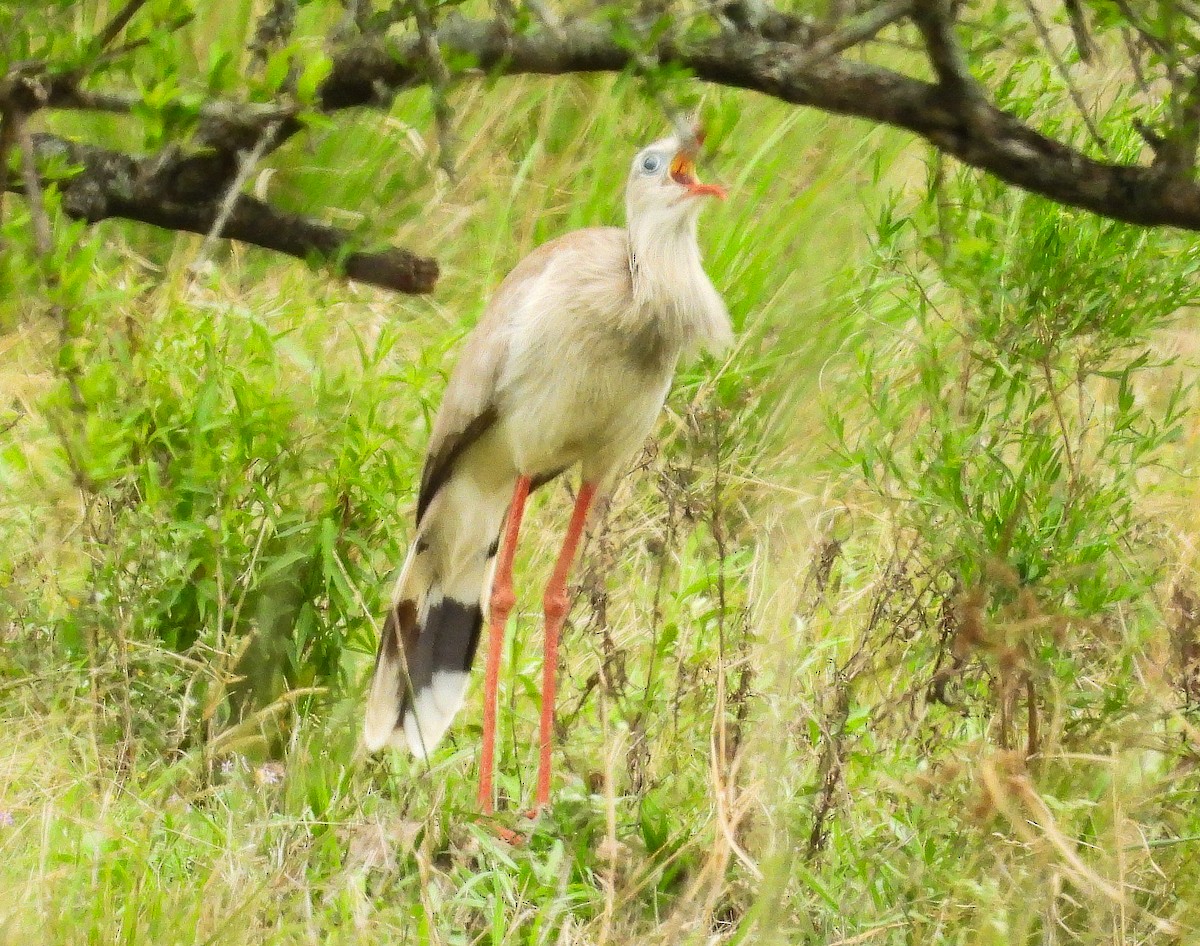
[{"left": 625, "top": 128, "right": 726, "bottom": 233}]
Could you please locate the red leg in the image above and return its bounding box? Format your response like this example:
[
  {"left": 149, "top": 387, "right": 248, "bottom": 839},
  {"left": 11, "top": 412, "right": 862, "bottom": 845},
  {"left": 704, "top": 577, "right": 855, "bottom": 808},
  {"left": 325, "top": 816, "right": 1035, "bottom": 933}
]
[
  {"left": 533, "top": 482, "right": 597, "bottom": 812},
  {"left": 478, "top": 475, "right": 531, "bottom": 814}
]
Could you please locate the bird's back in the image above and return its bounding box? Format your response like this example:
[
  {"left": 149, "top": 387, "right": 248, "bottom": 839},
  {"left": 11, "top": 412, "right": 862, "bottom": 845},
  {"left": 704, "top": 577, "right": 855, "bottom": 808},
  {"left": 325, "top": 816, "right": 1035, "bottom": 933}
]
[{"left": 425, "top": 228, "right": 631, "bottom": 459}]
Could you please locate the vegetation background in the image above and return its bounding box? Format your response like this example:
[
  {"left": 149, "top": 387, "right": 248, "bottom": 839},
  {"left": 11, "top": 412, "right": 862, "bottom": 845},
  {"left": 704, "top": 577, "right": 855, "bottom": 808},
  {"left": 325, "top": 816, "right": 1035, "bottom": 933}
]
[{"left": 3, "top": 1, "right": 1200, "bottom": 943}]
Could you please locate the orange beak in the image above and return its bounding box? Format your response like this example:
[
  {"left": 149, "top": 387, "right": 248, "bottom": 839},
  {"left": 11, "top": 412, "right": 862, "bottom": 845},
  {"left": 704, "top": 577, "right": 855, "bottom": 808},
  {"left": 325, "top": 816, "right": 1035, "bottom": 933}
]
[{"left": 669, "top": 152, "right": 727, "bottom": 200}]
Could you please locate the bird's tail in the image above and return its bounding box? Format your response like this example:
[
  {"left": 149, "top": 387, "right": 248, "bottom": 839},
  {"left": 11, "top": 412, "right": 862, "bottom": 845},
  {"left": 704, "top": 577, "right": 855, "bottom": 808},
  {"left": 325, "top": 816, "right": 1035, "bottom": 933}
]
[{"left": 363, "top": 533, "right": 496, "bottom": 758}]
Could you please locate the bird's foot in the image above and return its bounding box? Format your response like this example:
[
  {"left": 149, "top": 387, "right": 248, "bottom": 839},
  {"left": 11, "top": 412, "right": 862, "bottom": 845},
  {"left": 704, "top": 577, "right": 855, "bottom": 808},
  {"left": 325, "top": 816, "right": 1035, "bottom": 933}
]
[
  {"left": 490, "top": 823, "right": 526, "bottom": 847},
  {"left": 475, "top": 814, "right": 528, "bottom": 847}
]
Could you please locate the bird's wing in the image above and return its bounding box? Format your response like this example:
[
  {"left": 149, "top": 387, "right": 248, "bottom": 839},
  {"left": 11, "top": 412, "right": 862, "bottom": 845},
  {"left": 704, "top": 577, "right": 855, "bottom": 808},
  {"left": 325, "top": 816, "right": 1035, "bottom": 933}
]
[
  {"left": 416, "top": 228, "right": 627, "bottom": 524},
  {"left": 416, "top": 321, "right": 504, "bottom": 524}
]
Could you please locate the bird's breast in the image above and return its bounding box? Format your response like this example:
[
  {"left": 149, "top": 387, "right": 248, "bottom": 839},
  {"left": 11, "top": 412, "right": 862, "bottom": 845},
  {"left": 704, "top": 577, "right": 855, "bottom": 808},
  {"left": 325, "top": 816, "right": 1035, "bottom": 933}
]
[{"left": 497, "top": 310, "right": 676, "bottom": 482}]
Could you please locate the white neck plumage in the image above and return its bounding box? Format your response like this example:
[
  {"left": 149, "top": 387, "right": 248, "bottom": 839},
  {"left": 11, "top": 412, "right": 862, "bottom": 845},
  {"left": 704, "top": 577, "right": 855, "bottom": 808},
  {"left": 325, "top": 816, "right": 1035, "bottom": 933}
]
[{"left": 625, "top": 210, "right": 733, "bottom": 359}]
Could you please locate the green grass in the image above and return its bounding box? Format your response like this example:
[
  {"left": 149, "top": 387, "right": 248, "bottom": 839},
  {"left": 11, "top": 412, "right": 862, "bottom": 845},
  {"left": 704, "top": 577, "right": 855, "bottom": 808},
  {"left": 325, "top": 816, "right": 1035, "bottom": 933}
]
[{"left": 4, "top": 12, "right": 1200, "bottom": 945}]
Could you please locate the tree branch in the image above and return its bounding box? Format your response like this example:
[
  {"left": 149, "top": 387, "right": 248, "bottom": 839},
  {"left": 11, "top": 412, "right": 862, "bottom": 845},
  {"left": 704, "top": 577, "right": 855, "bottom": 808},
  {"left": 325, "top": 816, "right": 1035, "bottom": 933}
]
[
  {"left": 909, "top": 0, "right": 982, "bottom": 100},
  {"left": 11, "top": 134, "right": 437, "bottom": 294},
  {"left": 24, "top": 6, "right": 1200, "bottom": 287},
  {"left": 310, "top": 18, "right": 1200, "bottom": 231}
]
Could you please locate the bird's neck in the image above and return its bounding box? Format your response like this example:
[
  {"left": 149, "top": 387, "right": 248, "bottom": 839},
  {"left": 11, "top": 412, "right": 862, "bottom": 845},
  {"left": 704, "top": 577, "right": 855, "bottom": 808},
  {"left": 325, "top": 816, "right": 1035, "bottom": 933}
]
[
  {"left": 627, "top": 211, "right": 701, "bottom": 278},
  {"left": 625, "top": 214, "right": 731, "bottom": 357}
]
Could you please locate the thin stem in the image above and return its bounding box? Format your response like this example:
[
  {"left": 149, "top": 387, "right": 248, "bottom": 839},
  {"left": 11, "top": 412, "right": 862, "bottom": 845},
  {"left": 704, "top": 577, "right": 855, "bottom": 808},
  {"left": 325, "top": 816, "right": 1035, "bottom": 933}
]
[
  {"left": 796, "top": 0, "right": 913, "bottom": 69},
  {"left": 1019, "top": 0, "right": 1108, "bottom": 155},
  {"left": 412, "top": 0, "right": 457, "bottom": 179},
  {"left": 14, "top": 112, "right": 52, "bottom": 259},
  {"left": 89, "top": 0, "right": 150, "bottom": 57},
  {"left": 192, "top": 121, "right": 281, "bottom": 272}
]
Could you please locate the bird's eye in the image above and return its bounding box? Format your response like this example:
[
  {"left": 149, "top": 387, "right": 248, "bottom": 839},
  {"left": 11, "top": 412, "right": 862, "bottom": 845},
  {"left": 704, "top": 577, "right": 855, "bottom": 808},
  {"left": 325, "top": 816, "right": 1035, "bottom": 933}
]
[{"left": 640, "top": 153, "right": 663, "bottom": 174}]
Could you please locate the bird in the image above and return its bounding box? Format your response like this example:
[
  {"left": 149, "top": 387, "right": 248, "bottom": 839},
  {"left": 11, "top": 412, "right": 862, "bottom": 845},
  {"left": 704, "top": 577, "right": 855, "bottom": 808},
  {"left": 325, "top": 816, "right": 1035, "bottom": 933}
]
[{"left": 363, "top": 128, "right": 732, "bottom": 815}]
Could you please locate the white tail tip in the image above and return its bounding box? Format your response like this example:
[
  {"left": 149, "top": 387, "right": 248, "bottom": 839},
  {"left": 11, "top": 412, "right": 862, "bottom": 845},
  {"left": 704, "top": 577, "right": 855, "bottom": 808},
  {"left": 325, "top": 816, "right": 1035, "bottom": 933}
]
[
  {"left": 363, "top": 678, "right": 402, "bottom": 753},
  {"left": 402, "top": 671, "right": 469, "bottom": 760},
  {"left": 364, "top": 670, "right": 470, "bottom": 759}
]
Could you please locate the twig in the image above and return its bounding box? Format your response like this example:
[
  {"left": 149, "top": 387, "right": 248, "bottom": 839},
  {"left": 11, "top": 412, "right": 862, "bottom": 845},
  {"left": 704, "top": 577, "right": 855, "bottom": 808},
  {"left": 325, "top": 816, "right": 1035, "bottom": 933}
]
[
  {"left": 492, "top": 0, "right": 520, "bottom": 20},
  {"left": 1121, "top": 27, "right": 1151, "bottom": 98},
  {"left": 1041, "top": 356, "right": 1078, "bottom": 490},
  {"left": 796, "top": 0, "right": 912, "bottom": 69},
  {"left": 43, "top": 83, "right": 303, "bottom": 162},
  {"left": 90, "top": 9, "right": 194, "bottom": 69},
  {"left": 525, "top": 0, "right": 564, "bottom": 37},
  {"left": 343, "top": 0, "right": 374, "bottom": 32},
  {"left": 1020, "top": 0, "right": 1108, "bottom": 154},
  {"left": 630, "top": 46, "right": 700, "bottom": 153},
  {"left": 1062, "top": 0, "right": 1094, "bottom": 63},
  {"left": 250, "top": 0, "right": 298, "bottom": 65},
  {"left": 411, "top": 0, "right": 457, "bottom": 179},
  {"left": 89, "top": 0, "right": 150, "bottom": 57},
  {"left": 47, "top": 88, "right": 141, "bottom": 114},
  {"left": 0, "top": 109, "right": 13, "bottom": 239},
  {"left": 192, "top": 122, "right": 281, "bottom": 272},
  {"left": 806, "top": 674, "right": 850, "bottom": 860},
  {"left": 1157, "top": 67, "right": 1200, "bottom": 175},
  {"left": 90, "top": 35, "right": 153, "bottom": 66},
  {"left": 1111, "top": 0, "right": 1174, "bottom": 78}
]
